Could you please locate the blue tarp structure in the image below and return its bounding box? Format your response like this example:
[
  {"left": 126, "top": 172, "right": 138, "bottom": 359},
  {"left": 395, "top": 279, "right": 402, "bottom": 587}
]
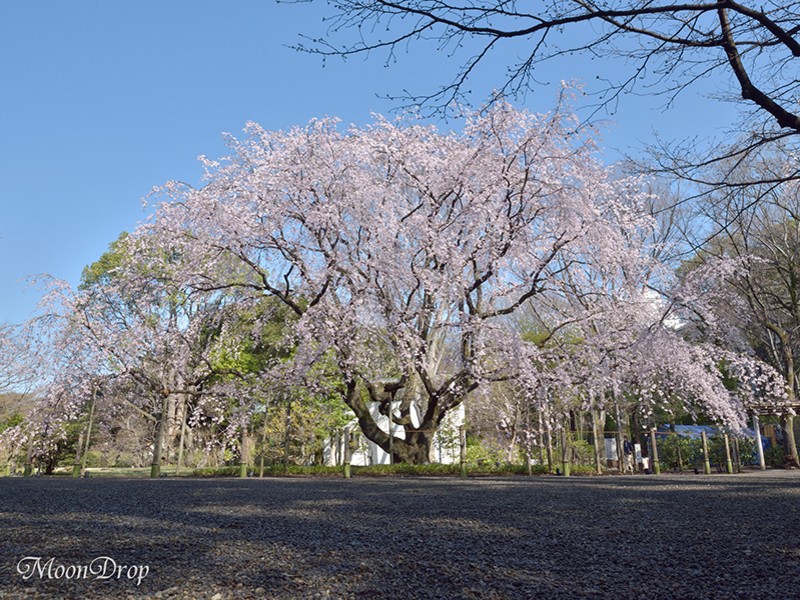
[
  {"left": 656, "top": 424, "right": 770, "bottom": 449},
  {"left": 655, "top": 424, "right": 771, "bottom": 466}
]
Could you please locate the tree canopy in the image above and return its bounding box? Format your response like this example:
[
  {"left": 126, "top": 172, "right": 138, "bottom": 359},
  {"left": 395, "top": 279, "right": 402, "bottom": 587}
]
[{"left": 135, "top": 102, "right": 773, "bottom": 462}]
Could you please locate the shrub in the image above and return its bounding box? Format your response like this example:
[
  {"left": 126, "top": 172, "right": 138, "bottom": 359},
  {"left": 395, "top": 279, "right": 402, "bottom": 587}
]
[
  {"left": 657, "top": 435, "right": 702, "bottom": 471},
  {"left": 735, "top": 437, "right": 757, "bottom": 466},
  {"left": 707, "top": 435, "right": 756, "bottom": 470},
  {"left": 111, "top": 454, "right": 135, "bottom": 468},
  {"left": 83, "top": 451, "right": 107, "bottom": 468},
  {"left": 354, "top": 463, "right": 460, "bottom": 476},
  {"left": 191, "top": 466, "right": 240, "bottom": 477},
  {"left": 765, "top": 445, "right": 787, "bottom": 467},
  {"left": 464, "top": 436, "right": 506, "bottom": 467},
  {"left": 568, "top": 440, "right": 595, "bottom": 466},
  {"left": 568, "top": 464, "right": 597, "bottom": 476}
]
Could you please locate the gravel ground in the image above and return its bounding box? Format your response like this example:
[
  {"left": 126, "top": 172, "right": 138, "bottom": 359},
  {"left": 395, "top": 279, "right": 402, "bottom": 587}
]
[{"left": 0, "top": 471, "right": 799, "bottom": 599}]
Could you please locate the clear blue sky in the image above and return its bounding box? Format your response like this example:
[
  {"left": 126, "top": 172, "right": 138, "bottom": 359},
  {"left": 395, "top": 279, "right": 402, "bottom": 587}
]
[{"left": 0, "top": 1, "right": 738, "bottom": 325}]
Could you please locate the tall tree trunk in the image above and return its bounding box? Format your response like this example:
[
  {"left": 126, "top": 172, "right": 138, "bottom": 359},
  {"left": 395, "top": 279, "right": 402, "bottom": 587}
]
[
  {"left": 73, "top": 382, "right": 98, "bottom": 477},
  {"left": 545, "top": 413, "right": 554, "bottom": 473},
  {"left": 24, "top": 436, "right": 33, "bottom": 477},
  {"left": 150, "top": 393, "right": 169, "bottom": 478},
  {"left": 614, "top": 398, "right": 625, "bottom": 473},
  {"left": 524, "top": 400, "right": 532, "bottom": 475},
  {"left": 73, "top": 430, "right": 85, "bottom": 478},
  {"left": 259, "top": 403, "right": 270, "bottom": 477},
  {"left": 78, "top": 394, "right": 96, "bottom": 476},
  {"left": 175, "top": 395, "right": 189, "bottom": 475},
  {"left": 560, "top": 416, "right": 571, "bottom": 477},
  {"left": 506, "top": 403, "right": 520, "bottom": 463},
  {"left": 240, "top": 427, "right": 250, "bottom": 478},
  {"left": 592, "top": 407, "right": 605, "bottom": 475},
  {"left": 631, "top": 409, "right": 642, "bottom": 472},
  {"left": 164, "top": 392, "right": 177, "bottom": 462},
  {"left": 537, "top": 410, "right": 545, "bottom": 466},
  {"left": 282, "top": 399, "right": 292, "bottom": 473},
  {"left": 773, "top": 328, "right": 800, "bottom": 466}
]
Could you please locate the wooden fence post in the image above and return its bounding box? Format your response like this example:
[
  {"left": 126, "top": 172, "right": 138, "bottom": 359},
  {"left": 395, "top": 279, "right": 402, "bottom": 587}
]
[
  {"left": 701, "top": 431, "right": 711, "bottom": 475},
  {"left": 343, "top": 427, "right": 352, "bottom": 479},
  {"left": 240, "top": 429, "right": 249, "bottom": 478},
  {"left": 733, "top": 437, "right": 741, "bottom": 473},
  {"left": 650, "top": 429, "right": 660, "bottom": 475},
  {"left": 723, "top": 433, "right": 733, "bottom": 474},
  {"left": 560, "top": 426, "right": 571, "bottom": 477}
]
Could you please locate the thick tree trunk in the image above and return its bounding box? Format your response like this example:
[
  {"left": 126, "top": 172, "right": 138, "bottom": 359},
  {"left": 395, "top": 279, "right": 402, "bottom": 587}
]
[
  {"left": 392, "top": 431, "right": 433, "bottom": 464},
  {"left": 782, "top": 414, "right": 800, "bottom": 467},
  {"left": 342, "top": 379, "right": 441, "bottom": 464}
]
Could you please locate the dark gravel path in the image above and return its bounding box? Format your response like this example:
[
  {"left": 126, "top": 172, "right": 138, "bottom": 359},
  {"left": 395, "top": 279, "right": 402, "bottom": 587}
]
[{"left": 0, "top": 471, "right": 798, "bottom": 599}]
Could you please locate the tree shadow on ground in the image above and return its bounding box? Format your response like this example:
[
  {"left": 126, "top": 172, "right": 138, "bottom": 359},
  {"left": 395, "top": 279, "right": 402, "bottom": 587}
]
[{"left": 0, "top": 473, "right": 798, "bottom": 599}]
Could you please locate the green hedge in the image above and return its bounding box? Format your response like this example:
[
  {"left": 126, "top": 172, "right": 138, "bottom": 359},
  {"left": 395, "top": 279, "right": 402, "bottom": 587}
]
[{"left": 191, "top": 462, "right": 560, "bottom": 477}]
